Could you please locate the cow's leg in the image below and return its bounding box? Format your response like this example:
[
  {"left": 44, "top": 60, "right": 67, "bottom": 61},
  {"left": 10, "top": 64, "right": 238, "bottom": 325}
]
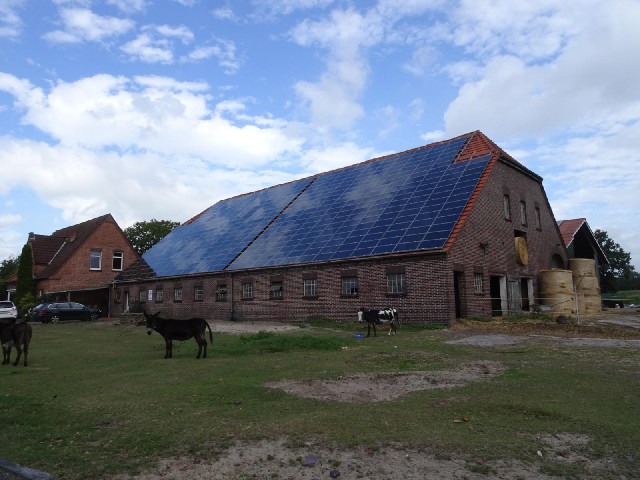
[
  {"left": 164, "top": 338, "right": 171, "bottom": 359},
  {"left": 367, "top": 322, "right": 371, "bottom": 337},
  {"left": 372, "top": 322, "right": 377, "bottom": 337},
  {"left": 2, "top": 345, "right": 11, "bottom": 365},
  {"left": 22, "top": 339, "right": 29, "bottom": 366},
  {"left": 195, "top": 335, "right": 203, "bottom": 359}
]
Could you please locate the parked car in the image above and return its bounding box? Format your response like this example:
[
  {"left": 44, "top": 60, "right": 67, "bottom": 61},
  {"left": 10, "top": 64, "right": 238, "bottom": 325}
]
[
  {"left": 0, "top": 300, "right": 18, "bottom": 320},
  {"left": 28, "top": 302, "right": 102, "bottom": 323}
]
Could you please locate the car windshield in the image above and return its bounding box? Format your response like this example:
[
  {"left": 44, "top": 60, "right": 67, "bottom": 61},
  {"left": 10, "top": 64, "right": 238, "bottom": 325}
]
[
  {"left": 34, "top": 304, "right": 48, "bottom": 310},
  {"left": 0, "top": 301, "right": 14, "bottom": 308}
]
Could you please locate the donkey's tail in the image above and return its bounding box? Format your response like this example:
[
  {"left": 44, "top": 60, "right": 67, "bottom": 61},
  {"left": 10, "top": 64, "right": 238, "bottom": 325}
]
[{"left": 205, "top": 321, "right": 213, "bottom": 343}]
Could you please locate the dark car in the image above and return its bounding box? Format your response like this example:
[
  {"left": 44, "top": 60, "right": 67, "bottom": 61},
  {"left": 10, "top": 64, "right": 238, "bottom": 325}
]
[{"left": 28, "top": 302, "right": 102, "bottom": 323}]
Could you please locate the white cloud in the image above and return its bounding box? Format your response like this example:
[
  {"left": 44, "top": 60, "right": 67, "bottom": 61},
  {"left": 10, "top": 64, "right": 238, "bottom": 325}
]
[
  {"left": 0, "top": 0, "right": 24, "bottom": 38},
  {"left": 154, "top": 24, "right": 194, "bottom": 44},
  {"left": 0, "top": 73, "right": 304, "bottom": 167},
  {"left": 183, "top": 39, "right": 241, "bottom": 74},
  {"left": 252, "top": 0, "right": 335, "bottom": 19},
  {"left": 121, "top": 33, "right": 173, "bottom": 63},
  {"left": 0, "top": 213, "right": 22, "bottom": 228},
  {"left": 212, "top": 6, "right": 236, "bottom": 21},
  {"left": 106, "top": 0, "right": 147, "bottom": 13},
  {"left": 43, "top": 8, "right": 134, "bottom": 44},
  {"left": 172, "top": 0, "right": 196, "bottom": 6}
]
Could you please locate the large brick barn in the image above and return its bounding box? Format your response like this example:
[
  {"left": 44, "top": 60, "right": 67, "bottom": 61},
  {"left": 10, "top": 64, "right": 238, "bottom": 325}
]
[{"left": 114, "top": 131, "right": 568, "bottom": 325}]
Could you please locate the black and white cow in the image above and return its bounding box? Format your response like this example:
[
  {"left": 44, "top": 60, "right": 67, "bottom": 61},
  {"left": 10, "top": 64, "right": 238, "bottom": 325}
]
[{"left": 358, "top": 307, "right": 398, "bottom": 337}]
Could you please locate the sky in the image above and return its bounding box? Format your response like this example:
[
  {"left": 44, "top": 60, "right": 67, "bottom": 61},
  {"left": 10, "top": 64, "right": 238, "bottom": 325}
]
[{"left": 0, "top": 0, "right": 639, "bottom": 270}]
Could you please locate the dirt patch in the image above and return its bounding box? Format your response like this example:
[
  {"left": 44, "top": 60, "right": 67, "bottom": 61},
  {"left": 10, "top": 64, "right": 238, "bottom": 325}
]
[
  {"left": 264, "top": 361, "right": 506, "bottom": 402},
  {"left": 212, "top": 320, "right": 299, "bottom": 335},
  {"left": 111, "top": 435, "right": 619, "bottom": 480}
]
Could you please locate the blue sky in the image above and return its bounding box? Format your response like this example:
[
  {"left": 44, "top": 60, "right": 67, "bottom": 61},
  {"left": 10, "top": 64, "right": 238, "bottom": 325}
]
[{"left": 0, "top": 0, "right": 639, "bottom": 269}]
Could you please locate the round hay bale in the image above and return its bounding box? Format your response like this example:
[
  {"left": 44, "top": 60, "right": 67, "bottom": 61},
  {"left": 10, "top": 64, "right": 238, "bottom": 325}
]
[
  {"left": 570, "top": 258, "right": 596, "bottom": 278},
  {"left": 577, "top": 295, "right": 602, "bottom": 314},
  {"left": 574, "top": 275, "right": 600, "bottom": 295},
  {"left": 540, "top": 269, "right": 575, "bottom": 314},
  {"left": 515, "top": 237, "right": 528, "bottom": 265}
]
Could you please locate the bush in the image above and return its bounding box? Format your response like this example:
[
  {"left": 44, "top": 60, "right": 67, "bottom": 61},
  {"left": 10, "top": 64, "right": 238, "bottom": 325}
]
[
  {"left": 16, "top": 293, "right": 36, "bottom": 317},
  {"left": 128, "top": 301, "right": 145, "bottom": 314}
]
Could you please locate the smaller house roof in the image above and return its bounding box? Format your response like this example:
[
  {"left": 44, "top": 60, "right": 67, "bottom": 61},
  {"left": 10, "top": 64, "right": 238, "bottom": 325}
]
[
  {"left": 31, "top": 214, "right": 119, "bottom": 279},
  {"left": 557, "top": 218, "right": 608, "bottom": 265}
]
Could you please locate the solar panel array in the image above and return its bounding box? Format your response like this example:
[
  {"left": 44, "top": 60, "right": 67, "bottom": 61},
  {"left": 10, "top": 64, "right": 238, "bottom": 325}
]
[
  {"left": 229, "top": 137, "right": 491, "bottom": 270},
  {"left": 143, "top": 178, "right": 314, "bottom": 276},
  {"left": 142, "top": 134, "right": 492, "bottom": 276}
]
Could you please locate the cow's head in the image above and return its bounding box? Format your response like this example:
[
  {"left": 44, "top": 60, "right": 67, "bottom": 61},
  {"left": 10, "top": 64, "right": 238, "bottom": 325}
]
[{"left": 143, "top": 311, "right": 160, "bottom": 335}]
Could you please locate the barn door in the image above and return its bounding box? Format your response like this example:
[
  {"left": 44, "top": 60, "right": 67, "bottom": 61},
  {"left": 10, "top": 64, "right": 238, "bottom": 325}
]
[{"left": 507, "top": 277, "right": 522, "bottom": 314}]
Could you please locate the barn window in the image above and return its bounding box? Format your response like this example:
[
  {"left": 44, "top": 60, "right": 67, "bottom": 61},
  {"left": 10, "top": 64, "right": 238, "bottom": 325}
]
[
  {"left": 270, "top": 282, "right": 283, "bottom": 299},
  {"left": 520, "top": 201, "right": 527, "bottom": 226},
  {"left": 216, "top": 285, "right": 227, "bottom": 301},
  {"left": 474, "top": 273, "right": 483, "bottom": 294},
  {"left": 341, "top": 277, "right": 358, "bottom": 296},
  {"left": 139, "top": 290, "right": 146, "bottom": 303},
  {"left": 503, "top": 195, "right": 511, "bottom": 221},
  {"left": 194, "top": 286, "right": 204, "bottom": 301},
  {"left": 535, "top": 207, "right": 541, "bottom": 230},
  {"left": 387, "top": 273, "right": 406, "bottom": 294},
  {"left": 112, "top": 251, "right": 123, "bottom": 271},
  {"left": 303, "top": 279, "right": 317, "bottom": 297},
  {"left": 156, "top": 288, "right": 164, "bottom": 303},
  {"left": 90, "top": 249, "right": 102, "bottom": 270},
  {"left": 174, "top": 287, "right": 182, "bottom": 302},
  {"left": 242, "top": 282, "right": 253, "bottom": 299}
]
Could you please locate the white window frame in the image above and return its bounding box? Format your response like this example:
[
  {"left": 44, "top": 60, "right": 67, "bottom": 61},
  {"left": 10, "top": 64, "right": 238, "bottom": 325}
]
[
  {"left": 174, "top": 287, "right": 183, "bottom": 302},
  {"left": 303, "top": 279, "right": 317, "bottom": 297},
  {"left": 156, "top": 288, "right": 164, "bottom": 302},
  {"left": 387, "top": 273, "right": 406, "bottom": 294},
  {"left": 242, "top": 282, "right": 253, "bottom": 299},
  {"left": 216, "top": 285, "right": 227, "bottom": 301},
  {"left": 474, "top": 273, "right": 483, "bottom": 294},
  {"left": 270, "top": 282, "right": 283, "bottom": 299},
  {"left": 112, "top": 251, "right": 124, "bottom": 271},
  {"left": 341, "top": 277, "right": 358, "bottom": 296},
  {"left": 90, "top": 249, "right": 102, "bottom": 270},
  {"left": 194, "top": 286, "right": 204, "bottom": 301}
]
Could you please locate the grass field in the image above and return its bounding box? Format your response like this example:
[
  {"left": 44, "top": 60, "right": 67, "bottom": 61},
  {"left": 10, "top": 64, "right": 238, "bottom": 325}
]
[{"left": 1, "top": 319, "right": 639, "bottom": 479}]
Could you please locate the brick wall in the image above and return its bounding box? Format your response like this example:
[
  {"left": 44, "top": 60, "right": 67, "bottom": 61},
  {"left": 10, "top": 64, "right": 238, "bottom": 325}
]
[
  {"left": 448, "top": 159, "right": 568, "bottom": 317},
  {"left": 37, "top": 222, "right": 139, "bottom": 293},
  {"left": 113, "top": 253, "right": 457, "bottom": 325}
]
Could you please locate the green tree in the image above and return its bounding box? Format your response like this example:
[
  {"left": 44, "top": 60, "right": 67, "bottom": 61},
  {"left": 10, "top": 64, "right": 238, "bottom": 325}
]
[
  {"left": 0, "top": 255, "right": 19, "bottom": 300},
  {"left": 15, "top": 244, "right": 36, "bottom": 316},
  {"left": 594, "top": 229, "right": 636, "bottom": 293},
  {"left": 124, "top": 219, "right": 180, "bottom": 255}
]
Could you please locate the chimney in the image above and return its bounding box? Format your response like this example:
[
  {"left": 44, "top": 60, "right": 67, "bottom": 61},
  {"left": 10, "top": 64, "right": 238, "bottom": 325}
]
[{"left": 28, "top": 232, "right": 35, "bottom": 243}]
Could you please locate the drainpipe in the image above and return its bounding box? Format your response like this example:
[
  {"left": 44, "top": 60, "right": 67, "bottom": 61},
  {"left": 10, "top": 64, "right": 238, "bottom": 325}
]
[{"left": 229, "top": 273, "right": 234, "bottom": 321}]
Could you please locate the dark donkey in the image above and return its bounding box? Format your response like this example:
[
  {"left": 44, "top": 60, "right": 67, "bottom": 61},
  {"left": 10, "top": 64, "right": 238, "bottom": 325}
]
[
  {"left": 143, "top": 311, "right": 213, "bottom": 359},
  {"left": 1, "top": 320, "right": 32, "bottom": 367}
]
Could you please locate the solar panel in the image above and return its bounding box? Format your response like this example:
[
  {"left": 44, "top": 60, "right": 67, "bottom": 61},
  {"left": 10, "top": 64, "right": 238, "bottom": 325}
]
[
  {"left": 229, "top": 138, "right": 492, "bottom": 270},
  {"left": 143, "top": 178, "right": 314, "bottom": 276}
]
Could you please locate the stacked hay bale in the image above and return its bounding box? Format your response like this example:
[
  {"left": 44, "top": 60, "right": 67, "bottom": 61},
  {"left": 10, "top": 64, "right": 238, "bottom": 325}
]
[
  {"left": 540, "top": 269, "right": 575, "bottom": 314},
  {"left": 570, "top": 258, "right": 601, "bottom": 314}
]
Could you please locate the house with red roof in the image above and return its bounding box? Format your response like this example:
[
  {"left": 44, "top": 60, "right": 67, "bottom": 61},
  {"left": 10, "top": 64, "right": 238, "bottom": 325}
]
[
  {"left": 557, "top": 218, "right": 608, "bottom": 279},
  {"left": 12, "top": 214, "right": 139, "bottom": 316},
  {"left": 115, "top": 131, "right": 569, "bottom": 324}
]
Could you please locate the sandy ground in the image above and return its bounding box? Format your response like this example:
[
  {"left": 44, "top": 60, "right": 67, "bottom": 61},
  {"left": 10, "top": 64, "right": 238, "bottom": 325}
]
[{"left": 109, "top": 312, "right": 639, "bottom": 480}]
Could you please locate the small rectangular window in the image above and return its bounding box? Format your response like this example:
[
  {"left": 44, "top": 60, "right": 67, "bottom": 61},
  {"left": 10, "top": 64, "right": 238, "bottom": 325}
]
[
  {"left": 503, "top": 195, "right": 511, "bottom": 221},
  {"left": 194, "top": 286, "right": 204, "bottom": 301},
  {"left": 474, "top": 273, "right": 483, "bottom": 294},
  {"left": 139, "top": 290, "right": 146, "bottom": 303},
  {"left": 174, "top": 287, "right": 182, "bottom": 302},
  {"left": 303, "top": 279, "right": 317, "bottom": 297},
  {"left": 520, "top": 201, "right": 527, "bottom": 226},
  {"left": 242, "top": 282, "right": 253, "bottom": 299},
  {"left": 216, "top": 285, "right": 227, "bottom": 301},
  {"left": 535, "top": 207, "right": 541, "bottom": 230},
  {"left": 270, "top": 282, "right": 283, "bottom": 299},
  {"left": 156, "top": 288, "right": 164, "bottom": 303},
  {"left": 387, "top": 273, "right": 406, "bottom": 294},
  {"left": 90, "top": 249, "right": 102, "bottom": 270},
  {"left": 341, "top": 277, "right": 358, "bottom": 296},
  {"left": 112, "top": 251, "right": 123, "bottom": 271}
]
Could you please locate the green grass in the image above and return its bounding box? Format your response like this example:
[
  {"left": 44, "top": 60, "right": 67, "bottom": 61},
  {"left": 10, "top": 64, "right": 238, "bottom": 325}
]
[
  {"left": 602, "top": 289, "right": 640, "bottom": 304},
  {"left": 1, "top": 321, "right": 639, "bottom": 479}
]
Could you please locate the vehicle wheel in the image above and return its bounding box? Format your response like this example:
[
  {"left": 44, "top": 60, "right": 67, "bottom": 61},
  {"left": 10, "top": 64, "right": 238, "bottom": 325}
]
[
  {"left": 90, "top": 313, "right": 98, "bottom": 321},
  {"left": 51, "top": 315, "right": 60, "bottom": 324}
]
